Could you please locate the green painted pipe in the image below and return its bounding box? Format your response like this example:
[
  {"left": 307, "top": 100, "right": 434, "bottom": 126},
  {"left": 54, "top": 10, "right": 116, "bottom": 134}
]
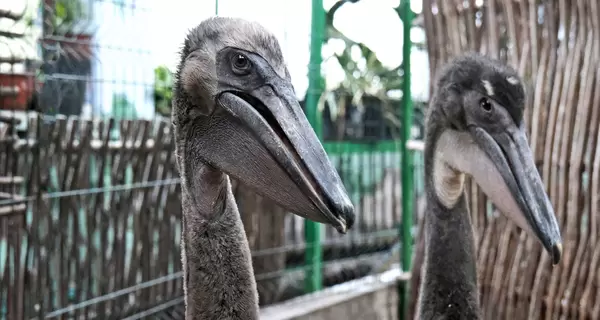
[
  {"left": 304, "top": 0, "right": 325, "bottom": 293},
  {"left": 399, "top": 0, "right": 414, "bottom": 318}
]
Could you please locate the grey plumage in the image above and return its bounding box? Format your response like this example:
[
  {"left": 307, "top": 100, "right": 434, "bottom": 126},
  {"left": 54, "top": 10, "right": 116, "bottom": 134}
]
[
  {"left": 417, "top": 53, "right": 562, "bottom": 319},
  {"left": 172, "top": 17, "right": 355, "bottom": 319}
]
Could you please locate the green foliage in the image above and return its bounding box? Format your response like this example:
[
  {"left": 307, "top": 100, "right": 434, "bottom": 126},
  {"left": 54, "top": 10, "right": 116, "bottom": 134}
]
[
  {"left": 154, "top": 65, "right": 173, "bottom": 117},
  {"left": 320, "top": 0, "right": 426, "bottom": 138},
  {"left": 55, "top": 0, "right": 83, "bottom": 24},
  {"left": 325, "top": 1, "right": 404, "bottom": 98},
  {"left": 24, "top": 0, "right": 89, "bottom": 32},
  {"left": 52, "top": 0, "right": 88, "bottom": 32}
]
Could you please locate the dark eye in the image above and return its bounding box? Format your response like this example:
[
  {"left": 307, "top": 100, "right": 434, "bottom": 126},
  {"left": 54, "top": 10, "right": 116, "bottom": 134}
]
[
  {"left": 479, "top": 97, "right": 492, "bottom": 112},
  {"left": 232, "top": 54, "right": 251, "bottom": 72}
]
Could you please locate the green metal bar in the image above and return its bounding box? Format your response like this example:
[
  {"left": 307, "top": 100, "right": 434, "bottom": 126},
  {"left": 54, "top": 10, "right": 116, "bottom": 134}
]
[
  {"left": 323, "top": 140, "right": 398, "bottom": 154},
  {"left": 399, "top": 0, "right": 414, "bottom": 319},
  {"left": 215, "top": 0, "right": 219, "bottom": 15},
  {"left": 304, "top": 0, "right": 325, "bottom": 294}
]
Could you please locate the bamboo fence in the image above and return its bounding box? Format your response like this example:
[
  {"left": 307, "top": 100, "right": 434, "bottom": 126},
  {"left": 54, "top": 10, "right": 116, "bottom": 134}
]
[
  {"left": 410, "top": 0, "right": 600, "bottom": 319},
  {"left": 0, "top": 114, "right": 407, "bottom": 319}
]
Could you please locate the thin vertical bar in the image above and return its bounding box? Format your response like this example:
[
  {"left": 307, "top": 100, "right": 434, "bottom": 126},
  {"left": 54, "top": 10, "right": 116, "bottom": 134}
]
[
  {"left": 215, "top": 0, "right": 219, "bottom": 16},
  {"left": 304, "top": 0, "right": 325, "bottom": 293},
  {"left": 399, "top": 0, "right": 414, "bottom": 319}
]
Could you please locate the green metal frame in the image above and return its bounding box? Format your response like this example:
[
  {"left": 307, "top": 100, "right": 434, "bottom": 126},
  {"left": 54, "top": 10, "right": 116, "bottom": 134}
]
[
  {"left": 398, "top": 1, "right": 414, "bottom": 319},
  {"left": 305, "top": 2, "right": 416, "bottom": 314},
  {"left": 304, "top": 0, "right": 325, "bottom": 293},
  {"left": 323, "top": 140, "right": 398, "bottom": 155}
]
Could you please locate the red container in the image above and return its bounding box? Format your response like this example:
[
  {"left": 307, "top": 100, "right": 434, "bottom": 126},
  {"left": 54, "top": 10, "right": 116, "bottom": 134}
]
[{"left": 0, "top": 72, "right": 36, "bottom": 111}]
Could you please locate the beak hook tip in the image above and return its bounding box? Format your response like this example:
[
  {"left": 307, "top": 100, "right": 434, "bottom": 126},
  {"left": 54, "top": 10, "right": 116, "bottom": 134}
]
[
  {"left": 336, "top": 223, "right": 347, "bottom": 234},
  {"left": 551, "top": 242, "right": 562, "bottom": 265}
]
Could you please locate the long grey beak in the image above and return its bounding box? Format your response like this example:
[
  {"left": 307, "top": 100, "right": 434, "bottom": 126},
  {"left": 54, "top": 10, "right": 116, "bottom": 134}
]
[
  {"left": 210, "top": 81, "right": 354, "bottom": 233},
  {"left": 470, "top": 125, "right": 562, "bottom": 264}
]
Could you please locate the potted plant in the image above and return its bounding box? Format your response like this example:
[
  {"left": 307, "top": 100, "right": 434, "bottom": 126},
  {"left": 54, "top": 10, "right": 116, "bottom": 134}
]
[{"left": 0, "top": 60, "right": 38, "bottom": 112}]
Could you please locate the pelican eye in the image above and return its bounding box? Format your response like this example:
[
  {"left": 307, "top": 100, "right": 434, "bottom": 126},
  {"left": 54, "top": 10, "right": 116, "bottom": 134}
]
[
  {"left": 232, "top": 54, "right": 251, "bottom": 74},
  {"left": 479, "top": 97, "right": 492, "bottom": 112}
]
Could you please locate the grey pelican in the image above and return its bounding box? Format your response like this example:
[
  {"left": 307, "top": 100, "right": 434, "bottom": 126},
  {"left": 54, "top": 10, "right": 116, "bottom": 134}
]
[
  {"left": 171, "top": 17, "right": 355, "bottom": 319},
  {"left": 417, "top": 53, "right": 562, "bottom": 319}
]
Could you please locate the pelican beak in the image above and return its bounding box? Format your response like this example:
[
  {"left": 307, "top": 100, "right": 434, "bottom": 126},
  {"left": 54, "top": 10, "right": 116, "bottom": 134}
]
[
  {"left": 469, "top": 124, "right": 562, "bottom": 264},
  {"left": 196, "top": 77, "right": 354, "bottom": 233}
]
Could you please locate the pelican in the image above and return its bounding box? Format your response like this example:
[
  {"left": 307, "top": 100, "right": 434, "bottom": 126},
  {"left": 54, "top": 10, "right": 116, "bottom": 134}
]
[
  {"left": 171, "top": 17, "right": 355, "bottom": 319},
  {"left": 417, "top": 53, "right": 562, "bottom": 319}
]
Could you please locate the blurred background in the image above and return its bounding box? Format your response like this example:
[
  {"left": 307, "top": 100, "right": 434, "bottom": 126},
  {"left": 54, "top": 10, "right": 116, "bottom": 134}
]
[{"left": 1, "top": 0, "right": 598, "bottom": 319}]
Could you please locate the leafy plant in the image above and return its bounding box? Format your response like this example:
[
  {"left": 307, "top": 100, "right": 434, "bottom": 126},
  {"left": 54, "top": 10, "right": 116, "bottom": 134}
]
[
  {"left": 319, "top": 0, "right": 426, "bottom": 140},
  {"left": 24, "top": 0, "right": 89, "bottom": 32},
  {"left": 154, "top": 65, "right": 173, "bottom": 117},
  {"left": 54, "top": 0, "right": 87, "bottom": 28}
]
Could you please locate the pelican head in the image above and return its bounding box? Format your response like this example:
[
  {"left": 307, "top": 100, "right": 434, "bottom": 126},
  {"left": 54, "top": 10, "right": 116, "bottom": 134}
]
[
  {"left": 172, "top": 17, "right": 355, "bottom": 233},
  {"left": 425, "top": 53, "right": 562, "bottom": 264}
]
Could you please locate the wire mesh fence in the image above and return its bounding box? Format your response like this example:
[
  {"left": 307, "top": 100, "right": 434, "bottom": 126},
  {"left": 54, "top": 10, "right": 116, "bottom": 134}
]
[{"left": 0, "top": 113, "right": 425, "bottom": 319}]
